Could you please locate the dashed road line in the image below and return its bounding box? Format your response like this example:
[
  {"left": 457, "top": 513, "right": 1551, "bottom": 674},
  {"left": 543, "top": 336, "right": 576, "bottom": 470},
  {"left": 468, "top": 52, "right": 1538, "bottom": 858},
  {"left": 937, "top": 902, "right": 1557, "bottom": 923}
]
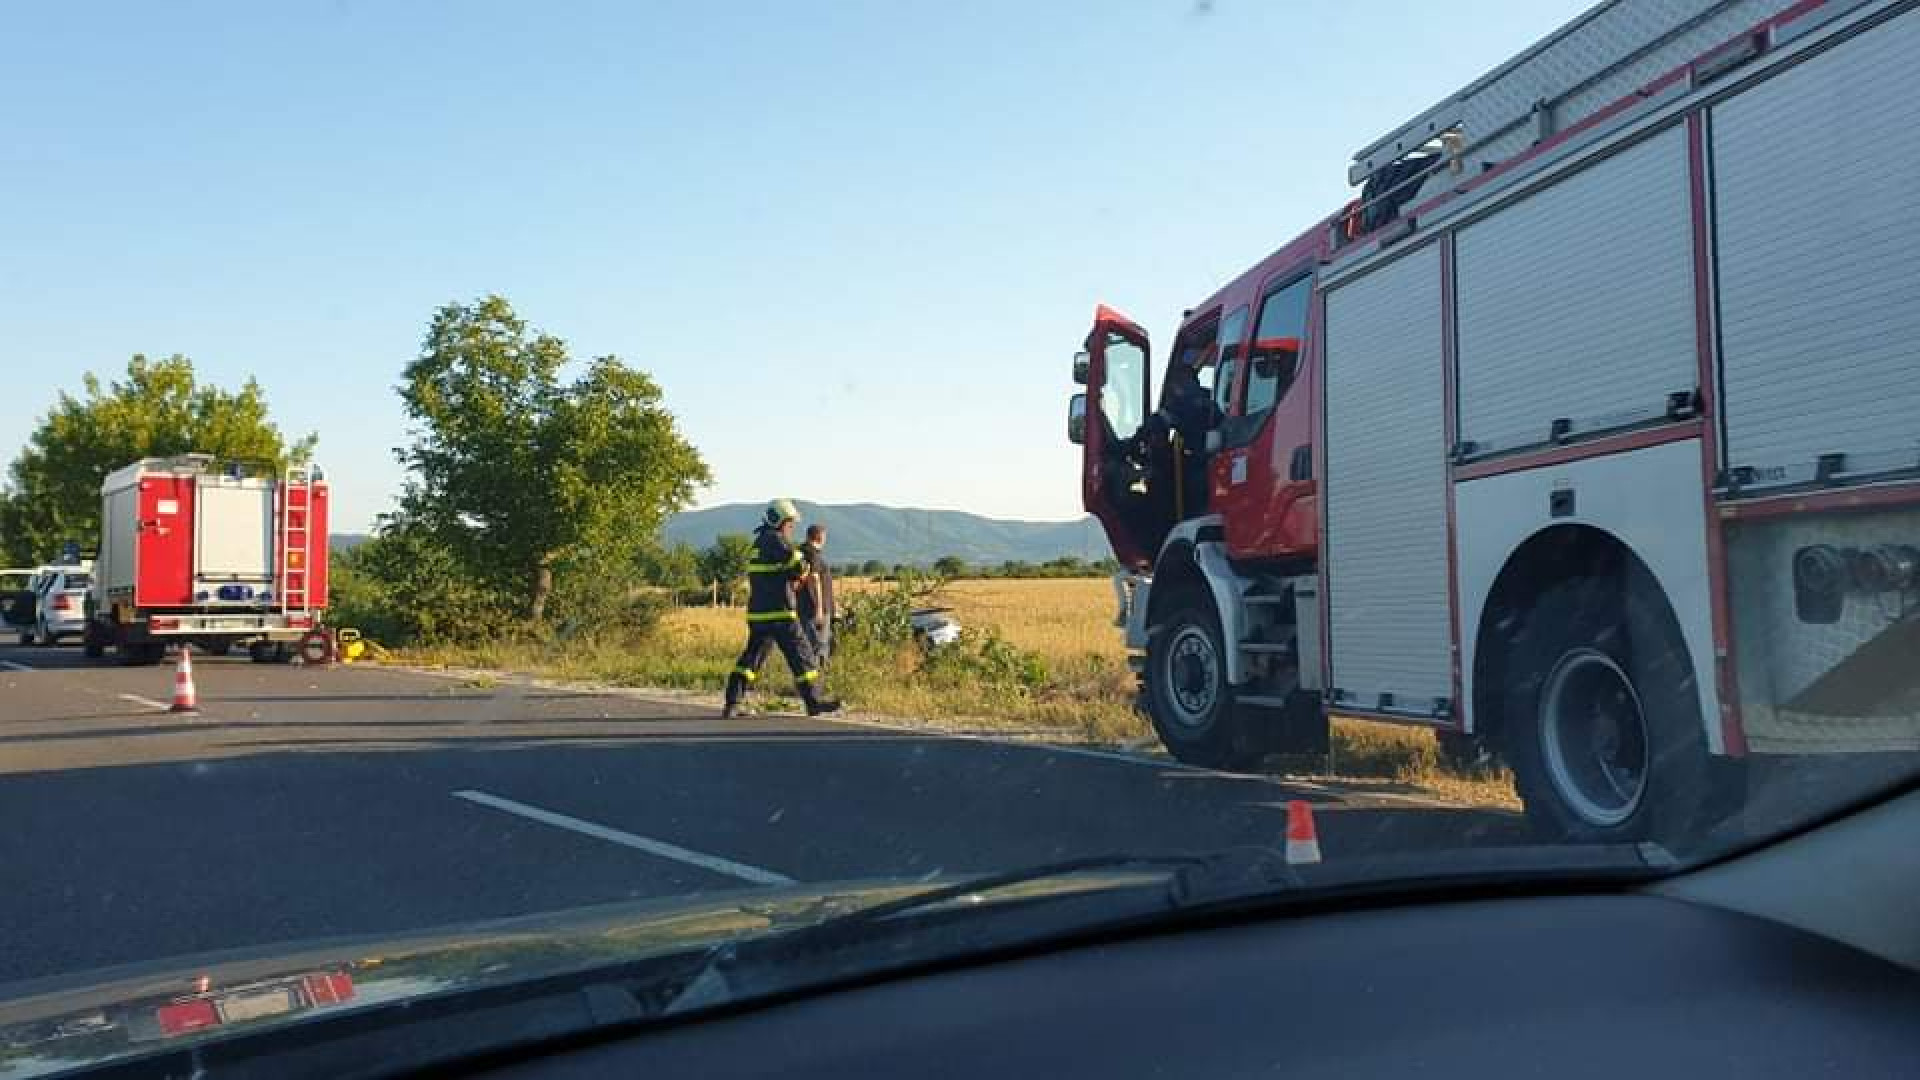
[
  {"left": 116, "top": 693, "right": 173, "bottom": 711},
  {"left": 452, "top": 789, "right": 795, "bottom": 886}
]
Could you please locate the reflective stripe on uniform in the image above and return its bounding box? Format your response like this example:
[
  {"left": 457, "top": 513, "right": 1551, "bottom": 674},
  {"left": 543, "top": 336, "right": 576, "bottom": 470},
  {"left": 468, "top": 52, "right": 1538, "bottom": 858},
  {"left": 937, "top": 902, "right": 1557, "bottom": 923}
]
[
  {"left": 798, "top": 670, "right": 820, "bottom": 683},
  {"left": 746, "top": 552, "right": 805, "bottom": 575},
  {"left": 745, "top": 610, "right": 797, "bottom": 623},
  {"left": 732, "top": 667, "right": 758, "bottom": 681}
]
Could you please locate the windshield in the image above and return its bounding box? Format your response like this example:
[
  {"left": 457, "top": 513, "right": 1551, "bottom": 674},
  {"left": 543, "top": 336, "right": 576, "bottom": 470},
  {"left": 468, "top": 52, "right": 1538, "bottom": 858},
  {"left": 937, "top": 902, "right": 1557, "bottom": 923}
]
[{"left": 3, "top": 1, "right": 1917, "bottom": 1072}]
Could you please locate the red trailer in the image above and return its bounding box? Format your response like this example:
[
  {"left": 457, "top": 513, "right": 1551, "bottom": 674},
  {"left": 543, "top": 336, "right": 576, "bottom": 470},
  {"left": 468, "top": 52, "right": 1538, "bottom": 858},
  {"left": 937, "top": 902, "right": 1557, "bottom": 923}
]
[{"left": 87, "top": 455, "right": 329, "bottom": 663}]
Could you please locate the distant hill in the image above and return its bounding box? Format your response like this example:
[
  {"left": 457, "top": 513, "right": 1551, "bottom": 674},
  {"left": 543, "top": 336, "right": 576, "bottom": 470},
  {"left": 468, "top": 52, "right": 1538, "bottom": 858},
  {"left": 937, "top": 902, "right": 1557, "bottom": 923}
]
[{"left": 664, "top": 503, "right": 1109, "bottom": 567}]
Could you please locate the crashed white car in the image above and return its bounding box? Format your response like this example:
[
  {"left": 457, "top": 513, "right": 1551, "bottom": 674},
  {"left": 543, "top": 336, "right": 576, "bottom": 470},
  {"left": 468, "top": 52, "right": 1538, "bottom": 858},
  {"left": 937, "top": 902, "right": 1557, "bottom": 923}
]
[{"left": 909, "top": 607, "right": 961, "bottom": 648}]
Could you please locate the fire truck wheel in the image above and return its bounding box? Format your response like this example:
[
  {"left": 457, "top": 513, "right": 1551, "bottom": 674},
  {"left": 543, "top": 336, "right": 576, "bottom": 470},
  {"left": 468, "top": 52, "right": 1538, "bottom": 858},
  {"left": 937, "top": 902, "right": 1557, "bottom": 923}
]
[
  {"left": 1501, "top": 565, "right": 1729, "bottom": 846},
  {"left": 1146, "top": 595, "right": 1263, "bottom": 771}
]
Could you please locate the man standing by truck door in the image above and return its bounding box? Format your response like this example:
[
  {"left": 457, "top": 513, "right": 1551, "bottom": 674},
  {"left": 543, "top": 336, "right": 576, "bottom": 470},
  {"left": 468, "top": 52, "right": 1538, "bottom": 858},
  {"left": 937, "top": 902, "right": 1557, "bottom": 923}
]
[
  {"left": 722, "top": 499, "right": 842, "bottom": 719},
  {"left": 796, "top": 523, "right": 834, "bottom": 667}
]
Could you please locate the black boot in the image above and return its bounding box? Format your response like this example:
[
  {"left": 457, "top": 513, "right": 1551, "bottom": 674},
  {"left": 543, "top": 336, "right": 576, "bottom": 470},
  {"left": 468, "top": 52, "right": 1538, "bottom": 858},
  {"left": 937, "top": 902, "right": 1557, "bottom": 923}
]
[
  {"left": 722, "top": 673, "right": 747, "bottom": 719},
  {"left": 801, "top": 683, "right": 841, "bottom": 716}
]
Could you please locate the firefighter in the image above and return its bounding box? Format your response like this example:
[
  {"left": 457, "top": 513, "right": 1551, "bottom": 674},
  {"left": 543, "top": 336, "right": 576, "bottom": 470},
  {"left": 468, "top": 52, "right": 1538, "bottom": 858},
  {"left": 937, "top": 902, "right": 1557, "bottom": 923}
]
[{"left": 721, "top": 499, "right": 842, "bottom": 719}]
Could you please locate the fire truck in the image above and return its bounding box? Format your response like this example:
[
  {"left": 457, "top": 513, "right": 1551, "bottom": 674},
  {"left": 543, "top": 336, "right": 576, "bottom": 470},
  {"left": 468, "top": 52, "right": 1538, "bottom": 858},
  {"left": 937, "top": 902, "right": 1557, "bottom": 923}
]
[
  {"left": 1069, "top": 0, "right": 1920, "bottom": 843},
  {"left": 87, "top": 455, "right": 330, "bottom": 663}
]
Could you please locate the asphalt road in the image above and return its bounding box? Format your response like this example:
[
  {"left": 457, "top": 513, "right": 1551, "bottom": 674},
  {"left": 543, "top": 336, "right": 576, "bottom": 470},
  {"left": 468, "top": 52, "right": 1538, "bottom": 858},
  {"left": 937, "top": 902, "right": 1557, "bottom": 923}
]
[{"left": 0, "top": 640, "right": 1531, "bottom": 986}]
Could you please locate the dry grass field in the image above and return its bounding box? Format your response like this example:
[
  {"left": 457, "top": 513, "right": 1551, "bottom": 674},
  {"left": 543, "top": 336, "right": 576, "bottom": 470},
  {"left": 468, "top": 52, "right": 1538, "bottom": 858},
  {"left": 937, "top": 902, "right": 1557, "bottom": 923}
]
[{"left": 403, "top": 575, "right": 1515, "bottom": 806}]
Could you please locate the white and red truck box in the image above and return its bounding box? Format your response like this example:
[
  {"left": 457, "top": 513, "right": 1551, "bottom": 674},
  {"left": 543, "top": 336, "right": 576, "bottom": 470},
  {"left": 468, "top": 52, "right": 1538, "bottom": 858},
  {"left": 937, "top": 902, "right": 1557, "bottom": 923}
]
[{"left": 90, "top": 455, "right": 328, "bottom": 661}]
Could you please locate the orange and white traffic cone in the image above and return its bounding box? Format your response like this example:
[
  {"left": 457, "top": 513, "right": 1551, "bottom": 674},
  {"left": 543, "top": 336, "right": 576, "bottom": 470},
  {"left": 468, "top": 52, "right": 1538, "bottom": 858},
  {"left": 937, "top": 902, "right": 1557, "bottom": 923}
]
[
  {"left": 169, "top": 646, "right": 199, "bottom": 714},
  {"left": 1284, "top": 799, "right": 1322, "bottom": 865}
]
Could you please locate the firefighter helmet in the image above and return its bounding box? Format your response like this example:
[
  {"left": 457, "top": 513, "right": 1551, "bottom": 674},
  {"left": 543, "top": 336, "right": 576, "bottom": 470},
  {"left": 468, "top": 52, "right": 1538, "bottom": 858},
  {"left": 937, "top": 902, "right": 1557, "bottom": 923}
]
[{"left": 764, "top": 498, "right": 801, "bottom": 527}]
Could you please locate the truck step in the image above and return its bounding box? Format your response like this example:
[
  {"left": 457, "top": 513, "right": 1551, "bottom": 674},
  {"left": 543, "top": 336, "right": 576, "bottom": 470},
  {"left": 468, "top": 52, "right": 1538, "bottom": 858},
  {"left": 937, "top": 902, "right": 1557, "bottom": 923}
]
[
  {"left": 1236, "top": 694, "right": 1296, "bottom": 708},
  {"left": 1242, "top": 594, "right": 1288, "bottom": 605},
  {"left": 1239, "top": 642, "right": 1293, "bottom": 654}
]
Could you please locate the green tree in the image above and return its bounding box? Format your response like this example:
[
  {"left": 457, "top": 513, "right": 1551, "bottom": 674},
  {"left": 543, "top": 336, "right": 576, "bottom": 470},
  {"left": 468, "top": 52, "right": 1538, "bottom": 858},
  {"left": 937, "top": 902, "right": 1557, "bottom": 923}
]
[
  {"left": 859, "top": 559, "right": 887, "bottom": 577},
  {"left": 640, "top": 542, "right": 702, "bottom": 590},
  {"left": 698, "top": 533, "right": 754, "bottom": 604},
  {"left": 932, "top": 554, "right": 968, "bottom": 579},
  {"left": 0, "top": 355, "right": 315, "bottom": 565},
  {"left": 326, "top": 524, "right": 514, "bottom": 645},
  {"left": 397, "top": 296, "right": 710, "bottom": 622}
]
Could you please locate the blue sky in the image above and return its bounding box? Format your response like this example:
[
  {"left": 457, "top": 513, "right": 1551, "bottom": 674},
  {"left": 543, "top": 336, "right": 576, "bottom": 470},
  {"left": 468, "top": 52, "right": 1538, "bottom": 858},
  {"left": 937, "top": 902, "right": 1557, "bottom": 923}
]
[{"left": 2, "top": 0, "right": 1590, "bottom": 532}]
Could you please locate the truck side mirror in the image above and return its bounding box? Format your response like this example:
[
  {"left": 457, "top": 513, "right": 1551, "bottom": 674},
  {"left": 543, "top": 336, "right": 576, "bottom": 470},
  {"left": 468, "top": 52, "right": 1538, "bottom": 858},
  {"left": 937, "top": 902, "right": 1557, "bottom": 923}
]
[
  {"left": 1067, "top": 394, "right": 1088, "bottom": 445},
  {"left": 1072, "top": 351, "right": 1090, "bottom": 386}
]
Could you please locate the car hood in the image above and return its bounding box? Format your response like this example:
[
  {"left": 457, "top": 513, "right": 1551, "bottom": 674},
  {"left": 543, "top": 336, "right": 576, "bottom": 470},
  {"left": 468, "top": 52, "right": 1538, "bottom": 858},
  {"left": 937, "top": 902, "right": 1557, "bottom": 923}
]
[{"left": 0, "top": 872, "right": 1152, "bottom": 1077}]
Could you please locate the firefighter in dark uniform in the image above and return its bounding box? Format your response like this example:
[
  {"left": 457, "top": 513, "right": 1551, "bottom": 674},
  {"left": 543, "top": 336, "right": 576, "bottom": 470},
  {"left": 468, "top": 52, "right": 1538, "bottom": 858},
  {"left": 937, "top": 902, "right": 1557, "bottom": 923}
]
[{"left": 722, "top": 499, "right": 842, "bottom": 719}]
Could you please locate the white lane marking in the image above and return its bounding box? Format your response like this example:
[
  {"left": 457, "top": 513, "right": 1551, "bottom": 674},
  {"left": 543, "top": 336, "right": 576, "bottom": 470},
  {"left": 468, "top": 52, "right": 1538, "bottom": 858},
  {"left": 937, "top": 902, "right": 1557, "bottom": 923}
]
[
  {"left": 117, "top": 693, "right": 172, "bottom": 711},
  {"left": 0, "top": 660, "right": 33, "bottom": 672},
  {"left": 452, "top": 789, "right": 795, "bottom": 887}
]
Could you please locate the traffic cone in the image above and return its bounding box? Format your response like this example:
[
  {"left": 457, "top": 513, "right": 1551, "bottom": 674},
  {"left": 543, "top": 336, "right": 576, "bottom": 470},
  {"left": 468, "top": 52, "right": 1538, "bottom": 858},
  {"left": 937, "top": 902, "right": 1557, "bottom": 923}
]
[
  {"left": 1284, "top": 800, "right": 1322, "bottom": 865},
  {"left": 169, "top": 646, "right": 199, "bottom": 714}
]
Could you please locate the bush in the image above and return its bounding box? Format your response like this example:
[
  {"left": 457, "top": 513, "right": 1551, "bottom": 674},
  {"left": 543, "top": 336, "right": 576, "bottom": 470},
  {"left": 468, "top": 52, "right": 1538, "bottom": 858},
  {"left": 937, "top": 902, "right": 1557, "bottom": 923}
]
[
  {"left": 837, "top": 580, "right": 920, "bottom": 649},
  {"left": 329, "top": 530, "right": 516, "bottom": 646},
  {"left": 544, "top": 552, "right": 668, "bottom": 644},
  {"left": 924, "top": 627, "right": 1048, "bottom": 696},
  {"left": 834, "top": 578, "right": 1048, "bottom": 709}
]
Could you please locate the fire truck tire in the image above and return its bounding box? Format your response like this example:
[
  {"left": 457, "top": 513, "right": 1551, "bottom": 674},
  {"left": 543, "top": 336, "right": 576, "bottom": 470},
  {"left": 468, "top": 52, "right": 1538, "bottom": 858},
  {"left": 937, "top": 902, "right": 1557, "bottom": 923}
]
[
  {"left": 1145, "top": 595, "right": 1264, "bottom": 771},
  {"left": 1501, "top": 565, "right": 1730, "bottom": 847}
]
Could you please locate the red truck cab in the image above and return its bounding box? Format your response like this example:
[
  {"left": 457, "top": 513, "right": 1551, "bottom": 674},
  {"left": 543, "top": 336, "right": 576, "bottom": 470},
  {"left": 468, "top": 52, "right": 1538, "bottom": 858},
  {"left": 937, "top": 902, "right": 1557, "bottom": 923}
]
[{"left": 1073, "top": 225, "right": 1329, "bottom": 571}]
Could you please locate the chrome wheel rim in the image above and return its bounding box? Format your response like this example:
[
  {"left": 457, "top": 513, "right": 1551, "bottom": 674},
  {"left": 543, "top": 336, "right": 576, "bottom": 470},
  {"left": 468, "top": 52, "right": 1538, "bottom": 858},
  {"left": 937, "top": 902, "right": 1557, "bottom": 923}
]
[
  {"left": 1163, "top": 624, "right": 1220, "bottom": 730},
  {"left": 1540, "top": 648, "right": 1650, "bottom": 828}
]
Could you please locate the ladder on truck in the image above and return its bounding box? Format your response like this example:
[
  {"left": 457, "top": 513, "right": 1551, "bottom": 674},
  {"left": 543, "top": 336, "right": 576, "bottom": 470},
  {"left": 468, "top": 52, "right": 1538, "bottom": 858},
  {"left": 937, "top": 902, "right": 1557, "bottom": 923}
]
[
  {"left": 279, "top": 465, "right": 314, "bottom": 619},
  {"left": 1344, "top": 0, "right": 1813, "bottom": 231}
]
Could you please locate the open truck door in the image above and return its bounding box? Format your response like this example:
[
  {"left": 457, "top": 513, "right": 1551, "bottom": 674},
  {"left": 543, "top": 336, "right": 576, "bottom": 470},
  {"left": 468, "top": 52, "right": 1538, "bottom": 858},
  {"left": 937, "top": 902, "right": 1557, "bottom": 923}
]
[{"left": 1070, "top": 305, "right": 1168, "bottom": 570}]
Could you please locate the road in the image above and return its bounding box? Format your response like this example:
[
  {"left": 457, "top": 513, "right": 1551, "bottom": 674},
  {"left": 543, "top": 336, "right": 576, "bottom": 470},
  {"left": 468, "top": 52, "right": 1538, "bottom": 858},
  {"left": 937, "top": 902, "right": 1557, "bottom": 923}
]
[{"left": 0, "top": 640, "right": 1528, "bottom": 986}]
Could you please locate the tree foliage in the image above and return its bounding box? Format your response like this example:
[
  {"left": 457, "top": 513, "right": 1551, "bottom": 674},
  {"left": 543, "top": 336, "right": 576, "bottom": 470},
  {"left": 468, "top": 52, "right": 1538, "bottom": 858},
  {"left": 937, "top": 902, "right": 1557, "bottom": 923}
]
[
  {"left": 0, "top": 354, "right": 315, "bottom": 564},
  {"left": 697, "top": 533, "right": 754, "bottom": 603},
  {"left": 639, "top": 542, "right": 702, "bottom": 590},
  {"left": 397, "top": 296, "right": 710, "bottom": 621},
  {"left": 327, "top": 525, "right": 515, "bottom": 645}
]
